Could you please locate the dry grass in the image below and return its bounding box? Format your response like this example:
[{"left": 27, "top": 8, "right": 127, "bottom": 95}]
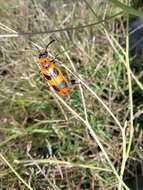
[{"left": 0, "top": 0, "right": 143, "bottom": 189}]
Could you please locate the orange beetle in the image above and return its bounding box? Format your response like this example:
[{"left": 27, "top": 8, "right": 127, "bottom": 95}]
[{"left": 38, "top": 40, "right": 71, "bottom": 94}]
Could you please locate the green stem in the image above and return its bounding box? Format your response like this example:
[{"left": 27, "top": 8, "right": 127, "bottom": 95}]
[
  {"left": 109, "top": 0, "right": 143, "bottom": 18},
  {"left": 0, "top": 154, "right": 33, "bottom": 190}
]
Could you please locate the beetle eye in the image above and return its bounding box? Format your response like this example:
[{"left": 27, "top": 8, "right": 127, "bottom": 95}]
[{"left": 39, "top": 53, "right": 48, "bottom": 59}]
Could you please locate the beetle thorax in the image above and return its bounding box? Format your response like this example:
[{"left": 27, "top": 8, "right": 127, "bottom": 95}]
[{"left": 40, "top": 57, "right": 50, "bottom": 68}]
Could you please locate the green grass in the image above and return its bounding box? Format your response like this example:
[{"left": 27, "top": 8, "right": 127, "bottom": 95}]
[{"left": 0, "top": 0, "right": 143, "bottom": 189}]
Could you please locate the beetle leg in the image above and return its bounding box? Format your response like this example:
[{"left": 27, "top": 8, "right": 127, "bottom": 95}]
[
  {"left": 50, "top": 59, "right": 55, "bottom": 63},
  {"left": 70, "top": 80, "right": 80, "bottom": 85}
]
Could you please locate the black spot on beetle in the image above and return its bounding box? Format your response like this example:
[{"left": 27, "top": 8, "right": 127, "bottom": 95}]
[{"left": 44, "top": 74, "right": 51, "bottom": 80}]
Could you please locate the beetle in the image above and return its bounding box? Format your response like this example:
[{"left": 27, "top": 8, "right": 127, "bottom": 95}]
[{"left": 38, "top": 40, "right": 71, "bottom": 94}]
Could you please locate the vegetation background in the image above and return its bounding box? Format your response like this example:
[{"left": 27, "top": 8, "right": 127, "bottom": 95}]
[{"left": 0, "top": 0, "right": 143, "bottom": 189}]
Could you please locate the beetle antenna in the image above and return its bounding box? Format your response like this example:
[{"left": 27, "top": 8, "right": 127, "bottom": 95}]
[{"left": 45, "top": 39, "right": 55, "bottom": 52}]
